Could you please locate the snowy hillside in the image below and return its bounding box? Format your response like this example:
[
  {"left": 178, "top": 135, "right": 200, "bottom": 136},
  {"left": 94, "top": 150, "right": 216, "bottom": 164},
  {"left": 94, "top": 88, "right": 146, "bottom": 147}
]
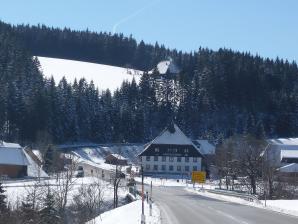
[
  {"left": 60, "top": 144, "right": 144, "bottom": 170},
  {"left": 37, "top": 56, "right": 143, "bottom": 91}
]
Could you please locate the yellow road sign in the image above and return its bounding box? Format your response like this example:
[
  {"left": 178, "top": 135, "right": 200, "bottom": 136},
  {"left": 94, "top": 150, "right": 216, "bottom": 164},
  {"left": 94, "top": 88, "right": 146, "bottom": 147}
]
[{"left": 191, "top": 171, "right": 206, "bottom": 183}]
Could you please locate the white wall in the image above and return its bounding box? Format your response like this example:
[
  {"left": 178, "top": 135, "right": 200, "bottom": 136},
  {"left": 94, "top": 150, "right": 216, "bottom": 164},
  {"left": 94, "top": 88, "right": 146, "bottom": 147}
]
[{"left": 140, "top": 156, "right": 201, "bottom": 176}]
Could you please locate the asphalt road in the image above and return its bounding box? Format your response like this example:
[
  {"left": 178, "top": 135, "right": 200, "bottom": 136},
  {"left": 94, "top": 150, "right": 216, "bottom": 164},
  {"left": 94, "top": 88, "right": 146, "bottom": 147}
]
[{"left": 142, "top": 185, "right": 298, "bottom": 224}]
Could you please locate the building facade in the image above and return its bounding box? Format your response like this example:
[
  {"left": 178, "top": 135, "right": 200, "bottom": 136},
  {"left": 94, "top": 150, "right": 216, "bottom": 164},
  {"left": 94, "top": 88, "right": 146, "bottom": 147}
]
[{"left": 139, "top": 124, "right": 203, "bottom": 177}]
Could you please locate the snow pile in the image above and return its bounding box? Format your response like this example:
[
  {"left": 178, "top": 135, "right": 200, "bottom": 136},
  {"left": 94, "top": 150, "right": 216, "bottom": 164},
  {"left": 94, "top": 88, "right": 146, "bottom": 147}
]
[
  {"left": 262, "top": 200, "right": 298, "bottom": 216},
  {"left": 87, "top": 200, "right": 161, "bottom": 224},
  {"left": 37, "top": 56, "right": 143, "bottom": 91}
]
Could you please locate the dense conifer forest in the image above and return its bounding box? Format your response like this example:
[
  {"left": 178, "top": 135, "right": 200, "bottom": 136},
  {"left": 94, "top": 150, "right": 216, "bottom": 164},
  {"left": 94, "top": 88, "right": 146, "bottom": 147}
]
[{"left": 1, "top": 20, "right": 298, "bottom": 144}]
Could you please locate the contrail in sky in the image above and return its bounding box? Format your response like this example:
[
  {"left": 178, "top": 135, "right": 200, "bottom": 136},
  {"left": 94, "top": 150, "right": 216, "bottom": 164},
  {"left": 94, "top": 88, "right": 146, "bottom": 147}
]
[{"left": 112, "top": 0, "right": 161, "bottom": 34}]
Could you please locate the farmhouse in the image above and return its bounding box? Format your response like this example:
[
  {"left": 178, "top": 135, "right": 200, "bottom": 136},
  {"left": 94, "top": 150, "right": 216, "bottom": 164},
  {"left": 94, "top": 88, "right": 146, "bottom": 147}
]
[
  {"left": 138, "top": 123, "right": 203, "bottom": 177},
  {"left": 0, "top": 141, "right": 29, "bottom": 178},
  {"left": 265, "top": 138, "right": 298, "bottom": 168}
]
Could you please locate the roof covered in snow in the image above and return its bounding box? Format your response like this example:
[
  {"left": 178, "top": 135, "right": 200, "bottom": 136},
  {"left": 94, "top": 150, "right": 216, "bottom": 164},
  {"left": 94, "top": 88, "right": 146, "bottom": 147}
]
[
  {"left": 152, "top": 124, "right": 194, "bottom": 145},
  {"left": 0, "top": 142, "right": 30, "bottom": 166},
  {"left": 109, "top": 154, "right": 127, "bottom": 160},
  {"left": 193, "top": 140, "right": 215, "bottom": 155},
  {"left": 0, "top": 141, "right": 21, "bottom": 148},
  {"left": 279, "top": 163, "right": 298, "bottom": 173},
  {"left": 268, "top": 138, "right": 298, "bottom": 146},
  {"left": 139, "top": 124, "right": 203, "bottom": 157},
  {"left": 281, "top": 150, "right": 298, "bottom": 159}
]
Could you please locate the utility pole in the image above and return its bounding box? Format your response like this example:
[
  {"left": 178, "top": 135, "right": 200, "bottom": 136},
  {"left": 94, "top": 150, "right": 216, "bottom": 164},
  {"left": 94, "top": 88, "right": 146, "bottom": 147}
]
[
  {"left": 149, "top": 181, "right": 152, "bottom": 216},
  {"left": 141, "top": 166, "right": 145, "bottom": 224}
]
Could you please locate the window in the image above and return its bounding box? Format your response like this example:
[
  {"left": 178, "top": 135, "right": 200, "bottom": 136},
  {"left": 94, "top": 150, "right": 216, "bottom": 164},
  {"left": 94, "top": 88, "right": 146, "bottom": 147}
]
[
  {"left": 177, "top": 157, "right": 181, "bottom": 162},
  {"left": 184, "top": 149, "right": 189, "bottom": 153},
  {"left": 146, "top": 165, "right": 150, "bottom": 170},
  {"left": 155, "top": 148, "right": 159, "bottom": 152},
  {"left": 193, "top": 157, "right": 198, "bottom": 162},
  {"left": 177, "top": 166, "right": 181, "bottom": 171},
  {"left": 169, "top": 165, "right": 174, "bottom": 171},
  {"left": 185, "top": 157, "right": 189, "bottom": 162},
  {"left": 140, "top": 157, "right": 142, "bottom": 162},
  {"left": 169, "top": 157, "right": 174, "bottom": 162},
  {"left": 185, "top": 166, "right": 189, "bottom": 171},
  {"left": 154, "top": 165, "right": 158, "bottom": 171},
  {"left": 162, "top": 165, "right": 166, "bottom": 171},
  {"left": 162, "top": 156, "right": 166, "bottom": 162},
  {"left": 154, "top": 156, "right": 158, "bottom": 161},
  {"left": 193, "top": 166, "right": 197, "bottom": 171},
  {"left": 146, "top": 156, "right": 150, "bottom": 161}
]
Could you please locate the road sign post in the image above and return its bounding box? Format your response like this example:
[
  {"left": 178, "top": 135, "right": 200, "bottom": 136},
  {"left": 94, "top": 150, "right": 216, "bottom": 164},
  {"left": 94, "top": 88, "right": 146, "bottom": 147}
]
[
  {"left": 141, "top": 166, "right": 146, "bottom": 224},
  {"left": 191, "top": 171, "right": 206, "bottom": 184}
]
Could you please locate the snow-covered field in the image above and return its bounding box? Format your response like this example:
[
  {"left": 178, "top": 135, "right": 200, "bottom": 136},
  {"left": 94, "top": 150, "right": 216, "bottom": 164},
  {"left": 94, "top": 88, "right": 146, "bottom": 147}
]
[
  {"left": 37, "top": 56, "right": 143, "bottom": 91},
  {"left": 3, "top": 176, "right": 128, "bottom": 209},
  {"left": 87, "top": 200, "right": 161, "bottom": 224}
]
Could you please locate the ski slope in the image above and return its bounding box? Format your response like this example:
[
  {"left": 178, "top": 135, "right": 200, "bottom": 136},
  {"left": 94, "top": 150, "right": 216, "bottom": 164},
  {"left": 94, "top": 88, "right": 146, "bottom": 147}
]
[{"left": 37, "top": 56, "right": 143, "bottom": 91}]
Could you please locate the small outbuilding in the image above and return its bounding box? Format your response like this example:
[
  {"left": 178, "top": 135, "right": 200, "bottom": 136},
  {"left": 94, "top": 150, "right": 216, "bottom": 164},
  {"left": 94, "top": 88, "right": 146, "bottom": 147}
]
[
  {"left": 105, "top": 154, "right": 128, "bottom": 166},
  {"left": 0, "top": 141, "right": 29, "bottom": 178}
]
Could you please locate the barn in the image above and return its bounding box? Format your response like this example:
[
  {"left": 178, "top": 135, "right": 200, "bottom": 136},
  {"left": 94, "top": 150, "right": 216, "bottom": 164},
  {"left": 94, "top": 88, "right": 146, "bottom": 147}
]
[
  {"left": 138, "top": 123, "right": 203, "bottom": 178},
  {"left": 0, "top": 141, "right": 29, "bottom": 178},
  {"left": 105, "top": 153, "right": 128, "bottom": 166}
]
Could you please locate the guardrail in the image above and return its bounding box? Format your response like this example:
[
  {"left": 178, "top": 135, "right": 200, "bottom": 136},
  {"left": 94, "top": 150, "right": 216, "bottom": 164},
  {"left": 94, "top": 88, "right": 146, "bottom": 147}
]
[{"left": 205, "top": 189, "right": 261, "bottom": 204}]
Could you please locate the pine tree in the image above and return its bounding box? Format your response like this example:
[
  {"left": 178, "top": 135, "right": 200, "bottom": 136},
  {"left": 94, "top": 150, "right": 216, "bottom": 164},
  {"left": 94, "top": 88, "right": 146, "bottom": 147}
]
[
  {"left": 0, "top": 182, "right": 7, "bottom": 213},
  {"left": 44, "top": 145, "right": 54, "bottom": 173}
]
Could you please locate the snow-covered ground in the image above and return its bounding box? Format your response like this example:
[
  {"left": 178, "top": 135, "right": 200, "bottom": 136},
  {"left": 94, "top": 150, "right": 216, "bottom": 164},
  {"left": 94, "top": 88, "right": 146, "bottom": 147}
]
[
  {"left": 37, "top": 56, "right": 143, "bottom": 91},
  {"left": 87, "top": 200, "right": 161, "bottom": 224},
  {"left": 135, "top": 176, "right": 218, "bottom": 189},
  {"left": 69, "top": 144, "right": 144, "bottom": 172},
  {"left": 3, "top": 176, "right": 128, "bottom": 209},
  {"left": 135, "top": 176, "right": 190, "bottom": 187}
]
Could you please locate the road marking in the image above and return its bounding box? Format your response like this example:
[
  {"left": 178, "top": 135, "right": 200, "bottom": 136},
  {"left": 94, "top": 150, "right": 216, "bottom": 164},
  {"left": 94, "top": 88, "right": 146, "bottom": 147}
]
[{"left": 206, "top": 206, "right": 250, "bottom": 224}]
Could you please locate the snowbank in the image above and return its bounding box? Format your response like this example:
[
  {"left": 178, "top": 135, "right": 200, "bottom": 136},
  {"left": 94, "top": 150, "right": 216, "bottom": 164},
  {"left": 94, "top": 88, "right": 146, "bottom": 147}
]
[{"left": 87, "top": 200, "right": 161, "bottom": 224}]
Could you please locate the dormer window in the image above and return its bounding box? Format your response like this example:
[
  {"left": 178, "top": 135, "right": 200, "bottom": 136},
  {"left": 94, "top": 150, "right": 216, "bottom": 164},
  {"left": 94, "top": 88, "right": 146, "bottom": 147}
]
[{"left": 155, "top": 148, "right": 159, "bottom": 153}]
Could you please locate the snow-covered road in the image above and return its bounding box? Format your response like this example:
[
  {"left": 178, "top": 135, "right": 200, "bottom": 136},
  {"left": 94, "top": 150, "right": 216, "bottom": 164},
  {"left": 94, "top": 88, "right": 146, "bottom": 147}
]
[{"left": 143, "top": 185, "right": 298, "bottom": 224}]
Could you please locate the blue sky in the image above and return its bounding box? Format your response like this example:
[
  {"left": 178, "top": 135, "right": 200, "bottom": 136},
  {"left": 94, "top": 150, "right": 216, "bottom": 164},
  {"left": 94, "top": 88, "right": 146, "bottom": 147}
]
[{"left": 1, "top": 0, "right": 297, "bottom": 62}]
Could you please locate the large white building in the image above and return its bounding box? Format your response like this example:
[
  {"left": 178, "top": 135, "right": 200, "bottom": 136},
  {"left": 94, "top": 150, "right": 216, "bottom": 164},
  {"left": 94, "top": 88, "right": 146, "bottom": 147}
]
[{"left": 138, "top": 124, "right": 203, "bottom": 178}]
